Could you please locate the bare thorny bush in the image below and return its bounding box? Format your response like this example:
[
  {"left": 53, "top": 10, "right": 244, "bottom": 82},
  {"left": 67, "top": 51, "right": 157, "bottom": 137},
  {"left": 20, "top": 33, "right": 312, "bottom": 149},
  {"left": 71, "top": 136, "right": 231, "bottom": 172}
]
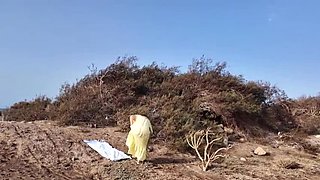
[{"left": 186, "top": 128, "right": 230, "bottom": 171}]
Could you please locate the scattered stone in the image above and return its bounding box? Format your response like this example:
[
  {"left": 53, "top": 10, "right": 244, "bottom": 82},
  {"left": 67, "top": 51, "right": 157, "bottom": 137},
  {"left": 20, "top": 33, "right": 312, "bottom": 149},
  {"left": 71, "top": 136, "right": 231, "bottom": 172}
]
[
  {"left": 284, "top": 162, "right": 303, "bottom": 169},
  {"left": 148, "top": 146, "right": 154, "bottom": 152},
  {"left": 292, "top": 144, "right": 304, "bottom": 151},
  {"left": 240, "top": 157, "right": 247, "bottom": 162},
  {"left": 254, "top": 147, "right": 267, "bottom": 156},
  {"left": 224, "top": 127, "right": 234, "bottom": 134},
  {"left": 271, "top": 141, "right": 280, "bottom": 148},
  {"left": 239, "top": 138, "right": 246, "bottom": 143}
]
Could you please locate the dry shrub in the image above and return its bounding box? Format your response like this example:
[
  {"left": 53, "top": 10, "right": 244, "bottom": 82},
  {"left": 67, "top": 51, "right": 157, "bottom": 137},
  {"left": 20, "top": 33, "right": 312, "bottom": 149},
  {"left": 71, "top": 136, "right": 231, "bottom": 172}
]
[
  {"left": 5, "top": 96, "right": 52, "bottom": 122},
  {"left": 261, "top": 102, "right": 296, "bottom": 133},
  {"left": 5, "top": 56, "right": 298, "bottom": 151},
  {"left": 285, "top": 96, "right": 320, "bottom": 134}
]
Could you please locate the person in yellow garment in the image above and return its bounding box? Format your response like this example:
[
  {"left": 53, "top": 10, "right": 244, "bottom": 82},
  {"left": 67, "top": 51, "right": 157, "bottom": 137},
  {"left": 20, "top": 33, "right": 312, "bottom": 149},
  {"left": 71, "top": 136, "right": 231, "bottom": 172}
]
[{"left": 126, "top": 114, "right": 153, "bottom": 164}]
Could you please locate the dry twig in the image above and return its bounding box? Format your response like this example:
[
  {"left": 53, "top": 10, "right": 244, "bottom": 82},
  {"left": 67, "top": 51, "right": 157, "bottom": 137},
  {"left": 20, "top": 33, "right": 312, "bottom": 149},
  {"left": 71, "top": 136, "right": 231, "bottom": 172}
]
[{"left": 186, "top": 128, "right": 229, "bottom": 171}]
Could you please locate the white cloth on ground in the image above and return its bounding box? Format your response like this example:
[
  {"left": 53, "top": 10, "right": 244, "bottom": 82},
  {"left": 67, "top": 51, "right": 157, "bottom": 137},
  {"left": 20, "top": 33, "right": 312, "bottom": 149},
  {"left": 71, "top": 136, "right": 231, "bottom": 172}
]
[{"left": 84, "top": 140, "right": 131, "bottom": 161}]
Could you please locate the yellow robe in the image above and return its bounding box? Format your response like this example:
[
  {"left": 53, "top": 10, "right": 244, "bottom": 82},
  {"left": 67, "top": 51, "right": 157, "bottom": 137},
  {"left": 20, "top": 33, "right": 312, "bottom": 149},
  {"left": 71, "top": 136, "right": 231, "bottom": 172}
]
[{"left": 126, "top": 115, "right": 153, "bottom": 162}]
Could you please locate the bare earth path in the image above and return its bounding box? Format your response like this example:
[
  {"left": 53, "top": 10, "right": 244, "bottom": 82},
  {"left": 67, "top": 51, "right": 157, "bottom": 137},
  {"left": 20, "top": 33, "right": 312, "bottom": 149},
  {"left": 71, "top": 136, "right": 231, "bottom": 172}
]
[{"left": 0, "top": 120, "right": 319, "bottom": 180}]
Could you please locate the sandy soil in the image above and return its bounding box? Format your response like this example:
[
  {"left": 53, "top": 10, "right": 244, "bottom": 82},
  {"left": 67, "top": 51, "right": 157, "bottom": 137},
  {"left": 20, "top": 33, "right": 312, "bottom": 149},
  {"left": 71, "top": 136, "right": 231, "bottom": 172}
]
[{"left": 0, "top": 120, "right": 319, "bottom": 180}]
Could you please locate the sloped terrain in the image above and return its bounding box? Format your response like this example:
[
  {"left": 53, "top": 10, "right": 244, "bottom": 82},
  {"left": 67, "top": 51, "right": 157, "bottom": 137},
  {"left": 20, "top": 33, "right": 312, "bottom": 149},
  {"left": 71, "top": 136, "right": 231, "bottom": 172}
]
[{"left": 1, "top": 120, "right": 319, "bottom": 180}]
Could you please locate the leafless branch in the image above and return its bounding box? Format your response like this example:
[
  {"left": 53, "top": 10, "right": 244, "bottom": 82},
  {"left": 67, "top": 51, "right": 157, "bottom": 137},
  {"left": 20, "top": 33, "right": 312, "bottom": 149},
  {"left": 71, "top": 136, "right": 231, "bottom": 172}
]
[{"left": 186, "top": 128, "right": 229, "bottom": 171}]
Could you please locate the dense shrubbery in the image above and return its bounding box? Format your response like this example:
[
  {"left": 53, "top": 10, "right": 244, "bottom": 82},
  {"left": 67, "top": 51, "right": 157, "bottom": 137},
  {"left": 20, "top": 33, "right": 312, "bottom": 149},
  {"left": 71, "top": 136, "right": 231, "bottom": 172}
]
[
  {"left": 282, "top": 96, "right": 320, "bottom": 134},
  {"left": 5, "top": 96, "right": 52, "bottom": 122},
  {"left": 6, "top": 56, "right": 318, "bottom": 150}
]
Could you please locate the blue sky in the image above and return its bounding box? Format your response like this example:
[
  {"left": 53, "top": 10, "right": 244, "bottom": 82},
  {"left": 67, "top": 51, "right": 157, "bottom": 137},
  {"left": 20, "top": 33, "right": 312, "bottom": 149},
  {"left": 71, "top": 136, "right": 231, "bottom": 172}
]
[{"left": 1, "top": 0, "right": 320, "bottom": 107}]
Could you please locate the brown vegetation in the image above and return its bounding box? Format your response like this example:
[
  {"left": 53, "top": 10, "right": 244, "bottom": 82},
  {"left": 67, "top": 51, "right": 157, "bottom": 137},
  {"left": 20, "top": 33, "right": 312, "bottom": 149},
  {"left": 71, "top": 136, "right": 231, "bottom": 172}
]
[
  {"left": 4, "top": 56, "right": 319, "bottom": 152},
  {"left": 5, "top": 96, "right": 52, "bottom": 122}
]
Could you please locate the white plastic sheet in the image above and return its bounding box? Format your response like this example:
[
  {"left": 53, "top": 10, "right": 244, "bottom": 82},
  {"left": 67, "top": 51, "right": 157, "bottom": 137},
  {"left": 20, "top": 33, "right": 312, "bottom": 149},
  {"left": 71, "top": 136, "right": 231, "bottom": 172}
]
[{"left": 84, "top": 140, "right": 131, "bottom": 161}]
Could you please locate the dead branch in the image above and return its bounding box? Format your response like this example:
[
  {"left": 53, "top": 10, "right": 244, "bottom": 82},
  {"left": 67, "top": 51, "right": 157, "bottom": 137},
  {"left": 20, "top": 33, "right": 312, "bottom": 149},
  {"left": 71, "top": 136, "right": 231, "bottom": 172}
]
[
  {"left": 186, "top": 130, "right": 204, "bottom": 162},
  {"left": 307, "top": 106, "right": 320, "bottom": 117},
  {"left": 186, "top": 128, "right": 229, "bottom": 171}
]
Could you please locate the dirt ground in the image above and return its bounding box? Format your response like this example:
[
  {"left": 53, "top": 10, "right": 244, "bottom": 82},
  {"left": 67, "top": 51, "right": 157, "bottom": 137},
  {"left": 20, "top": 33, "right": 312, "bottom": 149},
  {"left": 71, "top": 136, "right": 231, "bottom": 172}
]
[{"left": 0, "top": 120, "right": 319, "bottom": 180}]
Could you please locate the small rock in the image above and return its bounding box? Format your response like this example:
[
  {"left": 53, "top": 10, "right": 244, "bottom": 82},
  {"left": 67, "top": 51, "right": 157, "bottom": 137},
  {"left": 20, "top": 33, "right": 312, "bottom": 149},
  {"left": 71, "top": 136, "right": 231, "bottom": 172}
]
[
  {"left": 284, "top": 162, "right": 303, "bottom": 169},
  {"left": 271, "top": 143, "right": 279, "bottom": 149},
  {"left": 315, "top": 135, "right": 320, "bottom": 138},
  {"left": 240, "top": 157, "right": 247, "bottom": 161},
  {"left": 292, "top": 144, "right": 304, "bottom": 151},
  {"left": 224, "top": 127, "right": 234, "bottom": 134},
  {"left": 148, "top": 146, "right": 154, "bottom": 152},
  {"left": 254, "top": 147, "right": 267, "bottom": 156},
  {"left": 239, "top": 138, "right": 246, "bottom": 143}
]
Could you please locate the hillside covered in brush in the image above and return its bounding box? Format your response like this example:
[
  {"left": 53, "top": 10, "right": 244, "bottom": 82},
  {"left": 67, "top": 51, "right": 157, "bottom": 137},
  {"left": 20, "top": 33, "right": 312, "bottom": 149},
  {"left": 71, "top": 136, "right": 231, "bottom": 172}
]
[{"left": 4, "top": 57, "right": 320, "bottom": 150}]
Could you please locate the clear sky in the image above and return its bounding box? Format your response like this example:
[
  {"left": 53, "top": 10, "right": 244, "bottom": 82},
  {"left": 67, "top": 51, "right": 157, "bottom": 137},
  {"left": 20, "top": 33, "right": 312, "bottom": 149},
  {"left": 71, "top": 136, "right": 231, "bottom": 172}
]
[{"left": 1, "top": 0, "right": 320, "bottom": 107}]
